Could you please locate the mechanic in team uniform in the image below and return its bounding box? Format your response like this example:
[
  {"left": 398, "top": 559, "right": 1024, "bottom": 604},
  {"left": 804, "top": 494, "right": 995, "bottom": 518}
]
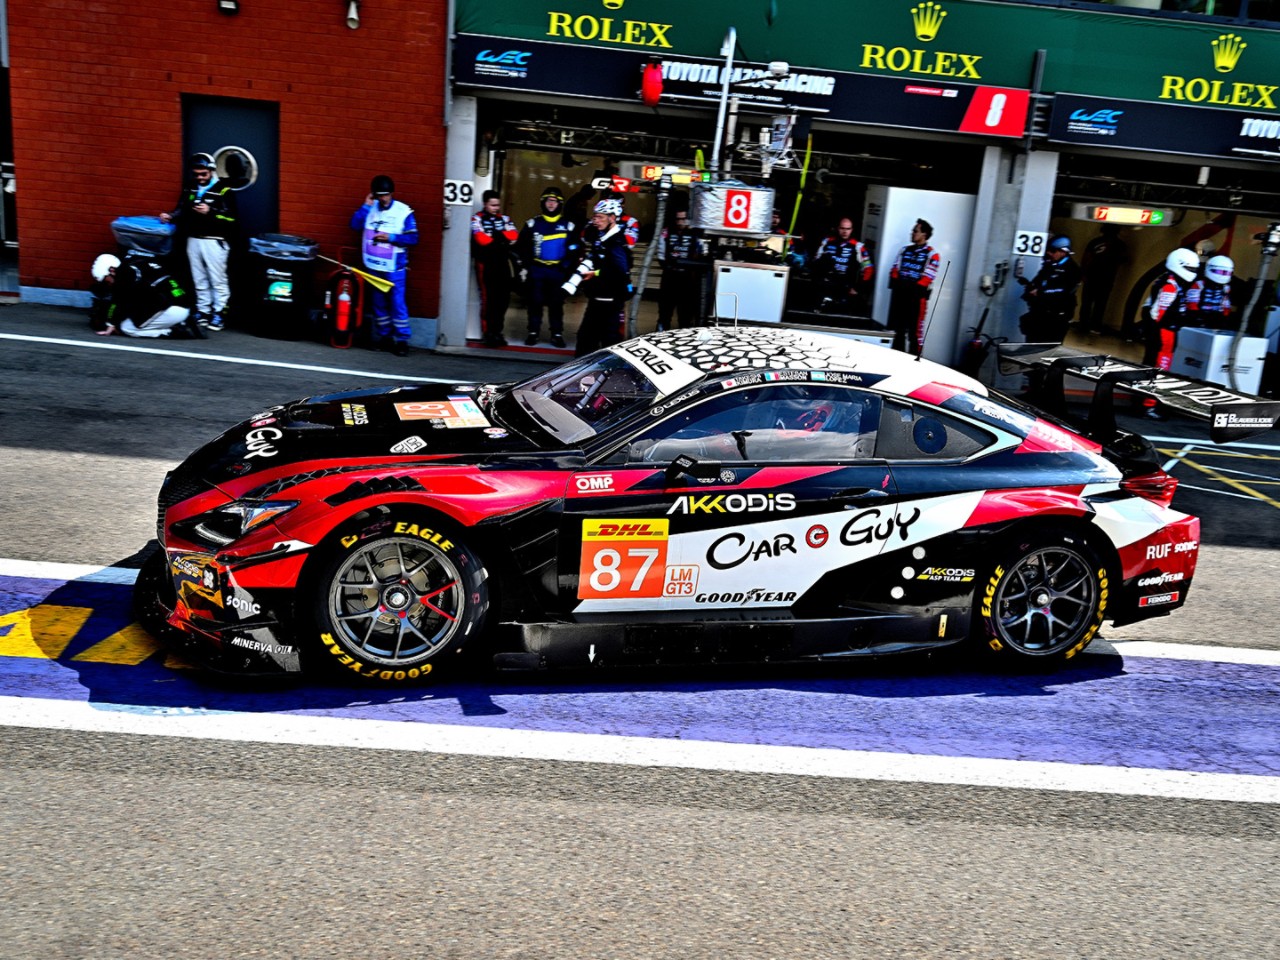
[
  {"left": 812, "top": 217, "right": 874, "bottom": 314},
  {"left": 570, "top": 199, "right": 632, "bottom": 356},
  {"left": 1142, "top": 247, "right": 1199, "bottom": 419},
  {"left": 159, "top": 152, "right": 237, "bottom": 332},
  {"left": 100, "top": 250, "right": 201, "bottom": 339},
  {"left": 1188, "top": 254, "right": 1234, "bottom": 331},
  {"left": 887, "top": 218, "right": 941, "bottom": 356},
  {"left": 471, "top": 190, "right": 520, "bottom": 347},
  {"left": 350, "top": 174, "right": 419, "bottom": 356},
  {"left": 517, "top": 186, "right": 576, "bottom": 348},
  {"left": 655, "top": 209, "right": 708, "bottom": 330},
  {"left": 1016, "top": 234, "right": 1081, "bottom": 344}
]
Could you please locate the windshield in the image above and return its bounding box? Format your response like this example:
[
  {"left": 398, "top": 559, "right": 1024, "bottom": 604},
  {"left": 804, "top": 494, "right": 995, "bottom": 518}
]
[{"left": 499, "top": 350, "right": 663, "bottom": 444}]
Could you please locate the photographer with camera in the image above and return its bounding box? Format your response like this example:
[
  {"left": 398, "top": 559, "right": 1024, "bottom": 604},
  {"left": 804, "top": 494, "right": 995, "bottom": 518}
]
[{"left": 566, "top": 198, "right": 632, "bottom": 356}]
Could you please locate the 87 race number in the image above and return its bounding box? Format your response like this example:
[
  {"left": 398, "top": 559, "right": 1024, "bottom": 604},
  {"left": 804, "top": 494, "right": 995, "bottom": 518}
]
[{"left": 578, "top": 519, "right": 669, "bottom": 599}]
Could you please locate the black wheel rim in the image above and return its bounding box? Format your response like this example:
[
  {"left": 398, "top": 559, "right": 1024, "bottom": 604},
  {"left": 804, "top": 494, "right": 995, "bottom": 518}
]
[
  {"left": 991, "top": 546, "right": 1097, "bottom": 656},
  {"left": 327, "top": 536, "right": 464, "bottom": 666}
]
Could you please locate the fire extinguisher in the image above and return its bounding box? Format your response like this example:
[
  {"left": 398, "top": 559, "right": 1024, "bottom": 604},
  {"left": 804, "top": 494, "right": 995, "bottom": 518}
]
[{"left": 324, "top": 267, "right": 364, "bottom": 348}]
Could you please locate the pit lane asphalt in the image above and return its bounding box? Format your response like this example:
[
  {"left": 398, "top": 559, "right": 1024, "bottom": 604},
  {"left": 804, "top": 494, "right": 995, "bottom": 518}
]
[{"left": 2, "top": 304, "right": 1279, "bottom": 958}]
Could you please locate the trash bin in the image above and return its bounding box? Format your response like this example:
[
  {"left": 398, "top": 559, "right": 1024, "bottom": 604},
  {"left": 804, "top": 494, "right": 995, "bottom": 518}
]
[
  {"left": 248, "top": 233, "right": 320, "bottom": 340},
  {"left": 111, "top": 216, "right": 175, "bottom": 256}
]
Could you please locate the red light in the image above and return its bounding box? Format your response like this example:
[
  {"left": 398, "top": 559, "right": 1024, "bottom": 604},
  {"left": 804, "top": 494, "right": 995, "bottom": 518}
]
[
  {"left": 641, "top": 61, "right": 663, "bottom": 107},
  {"left": 1121, "top": 471, "right": 1179, "bottom": 507}
]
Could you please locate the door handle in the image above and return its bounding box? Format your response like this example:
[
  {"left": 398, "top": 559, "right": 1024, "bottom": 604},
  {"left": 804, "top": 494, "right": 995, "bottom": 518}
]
[{"left": 832, "top": 487, "right": 889, "bottom": 503}]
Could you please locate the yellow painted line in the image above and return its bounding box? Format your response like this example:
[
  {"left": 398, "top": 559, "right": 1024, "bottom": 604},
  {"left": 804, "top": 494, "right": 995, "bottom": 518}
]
[
  {"left": 0, "top": 605, "right": 92, "bottom": 660},
  {"left": 1176, "top": 457, "right": 1280, "bottom": 510},
  {"left": 71, "top": 622, "right": 163, "bottom": 665}
]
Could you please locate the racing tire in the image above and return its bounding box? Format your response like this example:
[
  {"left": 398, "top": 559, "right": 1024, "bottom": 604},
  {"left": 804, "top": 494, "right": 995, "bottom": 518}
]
[
  {"left": 304, "top": 510, "right": 491, "bottom": 683},
  {"left": 974, "top": 528, "right": 1111, "bottom": 667},
  {"left": 132, "top": 545, "right": 176, "bottom": 640}
]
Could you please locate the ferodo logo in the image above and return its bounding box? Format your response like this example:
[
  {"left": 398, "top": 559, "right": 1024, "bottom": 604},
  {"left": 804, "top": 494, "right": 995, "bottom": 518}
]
[
  {"left": 1139, "top": 592, "right": 1180, "bottom": 607},
  {"left": 245, "top": 426, "right": 282, "bottom": 460},
  {"left": 860, "top": 2, "right": 984, "bottom": 80},
  {"left": 583, "top": 519, "right": 668, "bottom": 540},
  {"left": 666, "top": 493, "right": 796, "bottom": 515}
]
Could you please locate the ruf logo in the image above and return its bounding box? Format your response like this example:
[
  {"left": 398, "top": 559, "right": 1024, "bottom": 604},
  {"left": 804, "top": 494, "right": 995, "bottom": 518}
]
[
  {"left": 1212, "top": 33, "right": 1246, "bottom": 73},
  {"left": 912, "top": 1, "right": 947, "bottom": 42}
]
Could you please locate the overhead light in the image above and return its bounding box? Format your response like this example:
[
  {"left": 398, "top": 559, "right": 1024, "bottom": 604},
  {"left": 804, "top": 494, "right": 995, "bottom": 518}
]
[
  {"left": 346, "top": 0, "right": 360, "bottom": 29},
  {"left": 217, "top": 0, "right": 240, "bottom": 14}
]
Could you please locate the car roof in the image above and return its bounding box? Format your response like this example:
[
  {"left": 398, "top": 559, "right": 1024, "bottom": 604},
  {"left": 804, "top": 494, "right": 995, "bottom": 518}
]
[{"left": 610, "top": 326, "right": 988, "bottom": 399}]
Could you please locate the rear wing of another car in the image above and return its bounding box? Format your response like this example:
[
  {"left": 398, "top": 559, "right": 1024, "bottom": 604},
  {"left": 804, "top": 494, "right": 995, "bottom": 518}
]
[{"left": 996, "top": 342, "right": 1280, "bottom": 444}]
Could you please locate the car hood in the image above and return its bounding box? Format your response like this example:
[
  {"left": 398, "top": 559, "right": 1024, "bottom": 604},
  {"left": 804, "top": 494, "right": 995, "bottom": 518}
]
[{"left": 184, "top": 383, "right": 539, "bottom": 484}]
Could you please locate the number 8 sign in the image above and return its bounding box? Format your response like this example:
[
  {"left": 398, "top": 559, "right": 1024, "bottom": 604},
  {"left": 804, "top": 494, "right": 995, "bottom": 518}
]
[{"left": 723, "top": 189, "right": 752, "bottom": 229}]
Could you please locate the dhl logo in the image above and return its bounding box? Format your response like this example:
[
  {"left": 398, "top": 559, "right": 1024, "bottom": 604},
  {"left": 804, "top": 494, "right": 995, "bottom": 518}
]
[{"left": 582, "top": 518, "right": 669, "bottom": 540}]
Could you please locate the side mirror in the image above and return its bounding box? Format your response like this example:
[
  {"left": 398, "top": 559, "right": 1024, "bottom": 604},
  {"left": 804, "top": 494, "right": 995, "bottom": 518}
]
[{"left": 665, "top": 454, "right": 721, "bottom": 485}]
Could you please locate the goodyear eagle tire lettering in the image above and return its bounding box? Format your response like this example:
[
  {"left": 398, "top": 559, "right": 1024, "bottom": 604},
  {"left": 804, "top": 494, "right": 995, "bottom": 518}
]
[
  {"left": 974, "top": 530, "right": 1109, "bottom": 665},
  {"left": 305, "top": 508, "right": 490, "bottom": 683}
]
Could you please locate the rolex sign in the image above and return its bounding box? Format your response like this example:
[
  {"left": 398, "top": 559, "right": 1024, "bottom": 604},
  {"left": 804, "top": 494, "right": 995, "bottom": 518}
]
[{"left": 690, "top": 182, "right": 775, "bottom": 237}]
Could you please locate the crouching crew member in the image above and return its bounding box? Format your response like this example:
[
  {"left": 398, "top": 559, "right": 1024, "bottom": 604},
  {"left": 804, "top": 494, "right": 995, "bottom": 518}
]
[{"left": 103, "top": 251, "right": 201, "bottom": 339}]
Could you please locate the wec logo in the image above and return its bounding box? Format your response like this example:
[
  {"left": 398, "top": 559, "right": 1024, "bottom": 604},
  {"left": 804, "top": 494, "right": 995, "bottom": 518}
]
[
  {"left": 1070, "top": 109, "right": 1123, "bottom": 125},
  {"left": 476, "top": 50, "right": 530, "bottom": 65}
]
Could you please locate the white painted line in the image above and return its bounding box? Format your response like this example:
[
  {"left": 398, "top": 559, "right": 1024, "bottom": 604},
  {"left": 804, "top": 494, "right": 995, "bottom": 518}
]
[
  {"left": 1106, "top": 640, "right": 1280, "bottom": 667},
  {"left": 0, "top": 695, "right": 1274, "bottom": 804},
  {"left": 1145, "top": 434, "right": 1280, "bottom": 452},
  {"left": 1161, "top": 444, "right": 1194, "bottom": 473},
  {"left": 0, "top": 558, "right": 140, "bottom": 585},
  {"left": 0, "top": 332, "right": 456, "bottom": 384}
]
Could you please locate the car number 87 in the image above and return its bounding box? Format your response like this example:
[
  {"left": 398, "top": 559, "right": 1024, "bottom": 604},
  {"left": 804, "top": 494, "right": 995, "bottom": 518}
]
[{"left": 578, "top": 519, "right": 669, "bottom": 599}]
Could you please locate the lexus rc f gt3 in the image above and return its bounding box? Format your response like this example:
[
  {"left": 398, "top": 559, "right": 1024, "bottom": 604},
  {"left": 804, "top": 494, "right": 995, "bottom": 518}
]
[{"left": 135, "top": 326, "right": 1204, "bottom": 683}]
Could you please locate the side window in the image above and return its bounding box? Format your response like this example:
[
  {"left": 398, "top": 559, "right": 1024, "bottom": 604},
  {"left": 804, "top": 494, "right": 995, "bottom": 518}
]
[
  {"left": 875, "top": 399, "right": 995, "bottom": 460},
  {"left": 624, "top": 384, "right": 882, "bottom": 463}
]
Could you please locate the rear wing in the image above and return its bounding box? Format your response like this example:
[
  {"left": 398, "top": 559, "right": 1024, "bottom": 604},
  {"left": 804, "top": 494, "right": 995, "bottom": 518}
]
[{"left": 995, "top": 342, "right": 1280, "bottom": 444}]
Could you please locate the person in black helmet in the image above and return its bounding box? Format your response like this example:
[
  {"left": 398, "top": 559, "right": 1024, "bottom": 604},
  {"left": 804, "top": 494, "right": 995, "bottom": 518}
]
[
  {"left": 160, "top": 152, "right": 238, "bottom": 331},
  {"left": 350, "top": 174, "right": 419, "bottom": 356},
  {"left": 517, "top": 186, "right": 576, "bottom": 348},
  {"left": 1016, "top": 234, "right": 1081, "bottom": 345}
]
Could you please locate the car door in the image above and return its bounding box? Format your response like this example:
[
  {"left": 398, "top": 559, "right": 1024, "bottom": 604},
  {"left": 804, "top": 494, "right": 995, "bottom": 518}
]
[{"left": 558, "top": 380, "right": 901, "bottom": 619}]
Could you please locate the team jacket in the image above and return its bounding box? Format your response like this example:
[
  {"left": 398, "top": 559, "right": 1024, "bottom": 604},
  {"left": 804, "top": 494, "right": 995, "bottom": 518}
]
[
  {"left": 1188, "top": 279, "right": 1232, "bottom": 318},
  {"left": 889, "top": 242, "right": 940, "bottom": 292},
  {"left": 656, "top": 229, "right": 708, "bottom": 270},
  {"left": 578, "top": 224, "right": 632, "bottom": 301},
  {"left": 1148, "top": 273, "right": 1193, "bottom": 327},
  {"left": 815, "top": 237, "right": 873, "bottom": 284},
  {"left": 471, "top": 211, "right": 519, "bottom": 262},
  {"left": 106, "top": 256, "right": 186, "bottom": 324},
  {"left": 169, "top": 178, "right": 238, "bottom": 241},
  {"left": 1021, "top": 256, "right": 1082, "bottom": 316},
  {"left": 518, "top": 214, "right": 577, "bottom": 267}
]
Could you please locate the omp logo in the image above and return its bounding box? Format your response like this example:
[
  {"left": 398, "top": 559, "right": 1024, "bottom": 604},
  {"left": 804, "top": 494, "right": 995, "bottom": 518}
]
[
  {"left": 575, "top": 474, "right": 615, "bottom": 493},
  {"left": 1212, "top": 33, "right": 1246, "bottom": 73},
  {"left": 666, "top": 493, "right": 796, "bottom": 515},
  {"left": 476, "top": 50, "right": 531, "bottom": 65},
  {"left": 912, "top": 1, "right": 947, "bottom": 42},
  {"left": 583, "top": 519, "right": 669, "bottom": 540}
]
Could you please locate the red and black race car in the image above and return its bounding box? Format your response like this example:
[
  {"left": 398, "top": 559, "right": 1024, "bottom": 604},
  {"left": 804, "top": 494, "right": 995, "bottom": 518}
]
[{"left": 134, "top": 326, "right": 1261, "bottom": 684}]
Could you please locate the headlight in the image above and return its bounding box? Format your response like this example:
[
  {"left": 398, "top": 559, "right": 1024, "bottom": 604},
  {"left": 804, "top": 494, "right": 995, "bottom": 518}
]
[{"left": 190, "top": 500, "right": 300, "bottom": 546}]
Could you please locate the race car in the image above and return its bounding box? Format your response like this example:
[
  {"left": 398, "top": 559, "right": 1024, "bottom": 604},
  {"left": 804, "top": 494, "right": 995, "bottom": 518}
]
[{"left": 135, "top": 326, "right": 1212, "bottom": 684}]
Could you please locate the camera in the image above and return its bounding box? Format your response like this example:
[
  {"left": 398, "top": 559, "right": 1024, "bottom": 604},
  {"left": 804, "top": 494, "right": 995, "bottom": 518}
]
[{"left": 561, "top": 258, "right": 595, "bottom": 296}]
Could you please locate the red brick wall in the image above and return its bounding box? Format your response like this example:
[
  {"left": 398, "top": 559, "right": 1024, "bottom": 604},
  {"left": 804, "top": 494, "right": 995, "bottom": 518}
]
[{"left": 7, "top": 0, "right": 447, "bottom": 314}]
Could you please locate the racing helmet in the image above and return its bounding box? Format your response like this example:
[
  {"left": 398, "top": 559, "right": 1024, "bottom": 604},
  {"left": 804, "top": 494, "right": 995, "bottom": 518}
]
[
  {"left": 91, "top": 253, "right": 120, "bottom": 282},
  {"left": 594, "top": 198, "right": 623, "bottom": 217},
  {"left": 1047, "top": 235, "right": 1073, "bottom": 255},
  {"left": 1166, "top": 247, "right": 1200, "bottom": 283},
  {"left": 1206, "top": 254, "right": 1234, "bottom": 284},
  {"left": 370, "top": 174, "right": 395, "bottom": 196}
]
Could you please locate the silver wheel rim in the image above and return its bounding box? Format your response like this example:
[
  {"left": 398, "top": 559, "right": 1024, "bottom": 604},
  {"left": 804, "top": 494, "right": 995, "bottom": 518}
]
[
  {"left": 991, "top": 546, "right": 1097, "bottom": 656},
  {"left": 327, "top": 536, "right": 464, "bottom": 666}
]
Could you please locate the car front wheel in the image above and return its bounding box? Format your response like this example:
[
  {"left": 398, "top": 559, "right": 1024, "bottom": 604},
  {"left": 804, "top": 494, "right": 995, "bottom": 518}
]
[{"left": 306, "top": 513, "right": 490, "bottom": 682}]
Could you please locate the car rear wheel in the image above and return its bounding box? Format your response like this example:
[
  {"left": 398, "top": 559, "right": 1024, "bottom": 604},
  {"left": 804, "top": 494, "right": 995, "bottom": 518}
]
[
  {"left": 306, "top": 512, "right": 490, "bottom": 682},
  {"left": 975, "top": 529, "right": 1110, "bottom": 665}
]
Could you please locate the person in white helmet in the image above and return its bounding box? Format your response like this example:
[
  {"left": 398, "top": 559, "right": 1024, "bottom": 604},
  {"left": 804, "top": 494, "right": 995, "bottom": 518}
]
[
  {"left": 1141, "top": 247, "right": 1199, "bottom": 419},
  {"left": 568, "top": 198, "right": 631, "bottom": 356},
  {"left": 88, "top": 254, "right": 120, "bottom": 335},
  {"left": 1188, "top": 254, "right": 1234, "bottom": 331}
]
